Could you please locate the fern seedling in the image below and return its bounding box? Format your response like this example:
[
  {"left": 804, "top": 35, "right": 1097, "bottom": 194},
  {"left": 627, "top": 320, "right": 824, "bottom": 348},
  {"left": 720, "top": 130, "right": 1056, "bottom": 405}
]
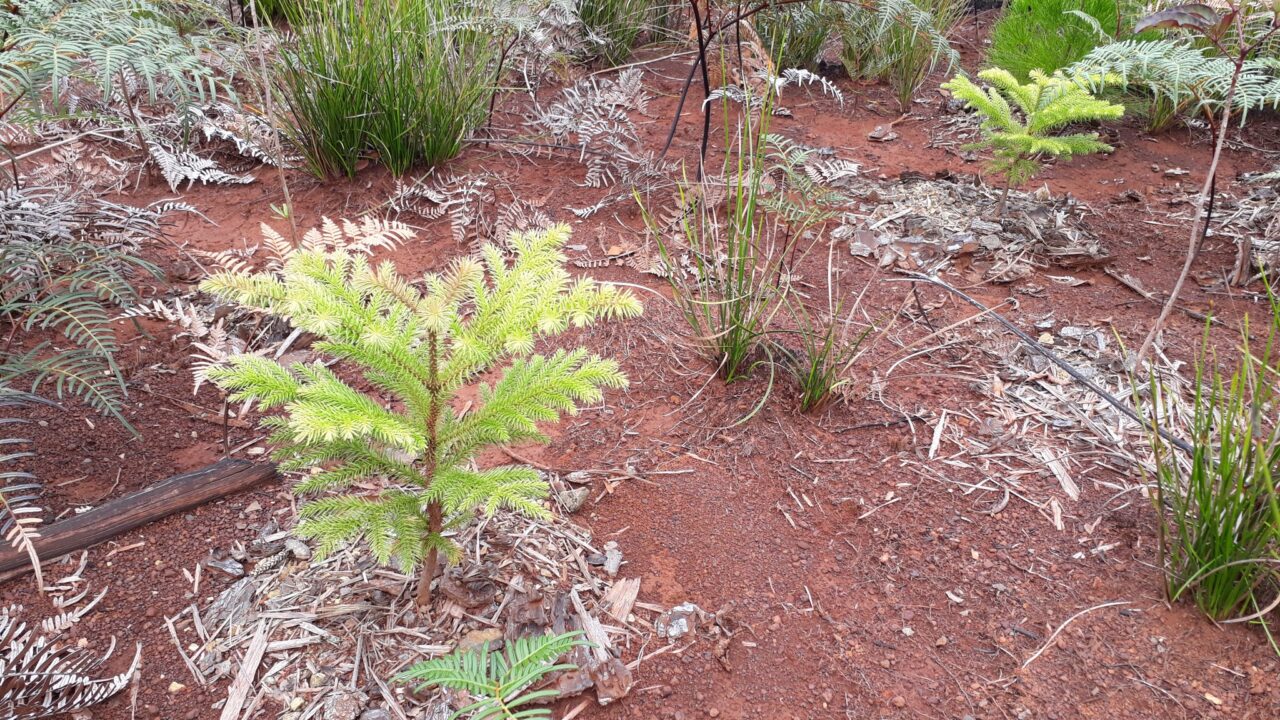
[
  {"left": 395, "top": 631, "right": 586, "bottom": 719},
  {"left": 941, "top": 69, "right": 1125, "bottom": 215},
  {"left": 201, "top": 223, "right": 642, "bottom": 606}
]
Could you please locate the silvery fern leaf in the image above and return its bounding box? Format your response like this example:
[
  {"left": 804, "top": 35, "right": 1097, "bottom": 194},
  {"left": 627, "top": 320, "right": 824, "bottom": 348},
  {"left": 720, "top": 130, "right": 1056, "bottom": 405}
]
[
  {"left": 0, "top": 604, "right": 141, "bottom": 719},
  {"left": 0, "top": 389, "right": 49, "bottom": 590},
  {"left": 145, "top": 137, "right": 255, "bottom": 192}
]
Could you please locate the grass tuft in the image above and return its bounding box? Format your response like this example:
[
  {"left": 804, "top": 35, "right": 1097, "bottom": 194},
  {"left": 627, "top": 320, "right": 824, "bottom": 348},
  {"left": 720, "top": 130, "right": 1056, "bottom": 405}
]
[
  {"left": 1143, "top": 281, "right": 1280, "bottom": 630},
  {"left": 277, "top": 0, "right": 497, "bottom": 177}
]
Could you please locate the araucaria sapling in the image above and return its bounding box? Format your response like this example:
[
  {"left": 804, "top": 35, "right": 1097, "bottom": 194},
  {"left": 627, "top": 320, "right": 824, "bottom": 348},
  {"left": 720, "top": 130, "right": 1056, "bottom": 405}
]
[
  {"left": 201, "top": 223, "right": 642, "bottom": 606},
  {"left": 942, "top": 68, "right": 1125, "bottom": 215}
]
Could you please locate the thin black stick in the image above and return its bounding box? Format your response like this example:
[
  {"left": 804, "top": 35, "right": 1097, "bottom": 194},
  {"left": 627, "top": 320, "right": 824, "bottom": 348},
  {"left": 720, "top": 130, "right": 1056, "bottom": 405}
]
[
  {"left": 688, "top": 0, "right": 713, "bottom": 173},
  {"left": 894, "top": 272, "right": 1194, "bottom": 455}
]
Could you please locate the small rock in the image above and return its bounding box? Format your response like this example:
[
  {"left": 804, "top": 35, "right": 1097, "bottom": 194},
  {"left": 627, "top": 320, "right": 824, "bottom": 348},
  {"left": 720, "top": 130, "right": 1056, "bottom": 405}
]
[
  {"left": 168, "top": 681, "right": 186, "bottom": 694},
  {"left": 557, "top": 487, "right": 590, "bottom": 514},
  {"left": 656, "top": 603, "right": 702, "bottom": 640},
  {"left": 309, "top": 672, "right": 328, "bottom": 688},
  {"left": 707, "top": 709, "right": 720, "bottom": 718},
  {"left": 204, "top": 557, "right": 245, "bottom": 578},
  {"left": 456, "top": 628, "right": 504, "bottom": 654},
  {"left": 935, "top": 636, "right": 948, "bottom": 647},
  {"left": 603, "top": 541, "right": 623, "bottom": 578},
  {"left": 868, "top": 125, "right": 899, "bottom": 142},
  {"left": 285, "top": 538, "right": 313, "bottom": 560},
  {"left": 243, "top": 501, "right": 262, "bottom": 514},
  {"left": 323, "top": 686, "right": 368, "bottom": 720},
  {"left": 892, "top": 696, "right": 906, "bottom": 708},
  {"left": 358, "top": 710, "right": 391, "bottom": 720}
]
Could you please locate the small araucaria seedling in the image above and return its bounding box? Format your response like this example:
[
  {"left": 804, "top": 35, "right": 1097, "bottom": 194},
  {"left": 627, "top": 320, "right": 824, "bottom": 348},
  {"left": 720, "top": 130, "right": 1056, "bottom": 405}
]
[
  {"left": 201, "top": 223, "right": 642, "bottom": 606},
  {"left": 942, "top": 68, "right": 1125, "bottom": 215}
]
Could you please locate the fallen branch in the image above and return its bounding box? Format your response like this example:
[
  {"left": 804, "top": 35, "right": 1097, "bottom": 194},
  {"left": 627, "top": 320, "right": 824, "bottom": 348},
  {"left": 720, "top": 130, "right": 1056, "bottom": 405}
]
[{"left": 0, "top": 458, "right": 277, "bottom": 577}]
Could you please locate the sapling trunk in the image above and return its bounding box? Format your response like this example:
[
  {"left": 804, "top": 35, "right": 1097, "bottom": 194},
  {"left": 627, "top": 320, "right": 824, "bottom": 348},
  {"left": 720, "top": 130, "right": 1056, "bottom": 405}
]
[
  {"left": 417, "top": 330, "right": 444, "bottom": 608},
  {"left": 417, "top": 500, "right": 443, "bottom": 607},
  {"left": 997, "top": 182, "right": 1011, "bottom": 218}
]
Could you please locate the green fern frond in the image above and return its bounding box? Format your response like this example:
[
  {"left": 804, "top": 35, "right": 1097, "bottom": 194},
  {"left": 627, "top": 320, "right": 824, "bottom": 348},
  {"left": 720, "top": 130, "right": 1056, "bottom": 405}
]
[
  {"left": 395, "top": 631, "right": 587, "bottom": 720},
  {"left": 1, "top": 0, "right": 230, "bottom": 120},
  {"left": 1, "top": 345, "right": 132, "bottom": 431},
  {"left": 1070, "top": 38, "right": 1280, "bottom": 124},
  {"left": 23, "top": 292, "right": 120, "bottom": 366}
]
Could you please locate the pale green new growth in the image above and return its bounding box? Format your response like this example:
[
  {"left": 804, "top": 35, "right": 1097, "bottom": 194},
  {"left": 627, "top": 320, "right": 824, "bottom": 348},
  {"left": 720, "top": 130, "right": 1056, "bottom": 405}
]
[
  {"left": 942, "top": 68, "right": 1125, "bottom": 213},
  {"left": 200, "top": 224, "right": 641, "bottom": 604}
]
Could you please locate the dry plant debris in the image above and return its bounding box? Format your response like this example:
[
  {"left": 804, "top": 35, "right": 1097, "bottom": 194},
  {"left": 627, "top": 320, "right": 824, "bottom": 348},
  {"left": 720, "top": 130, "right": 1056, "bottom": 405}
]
[
  {"left": 909, "top": 315, "right": 1195, "bottom": 533},
  {"left": 176, "top": 489, "right": 706, "bottom": 720},
  {"left": 1215, "top": 180, "right": 1280, "bottom": 279},
  {"left": 834, "top": 177, "right": 1105, "bottom": 280}
]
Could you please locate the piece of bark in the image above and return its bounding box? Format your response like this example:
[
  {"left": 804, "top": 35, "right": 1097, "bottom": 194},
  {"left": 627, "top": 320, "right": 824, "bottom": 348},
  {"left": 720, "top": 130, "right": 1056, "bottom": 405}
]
[
  {"left": 219, "top": 621, "right": 270, "bottom": 720},
  {"left": 0, "top": 458, "right": 276, "bottom": 577}
]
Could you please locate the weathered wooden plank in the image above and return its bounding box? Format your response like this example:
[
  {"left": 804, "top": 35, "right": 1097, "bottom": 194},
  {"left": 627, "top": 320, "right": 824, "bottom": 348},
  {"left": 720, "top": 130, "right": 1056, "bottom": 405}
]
[{"left": 0, "top": 458, "right": 277, "bottom": 576}]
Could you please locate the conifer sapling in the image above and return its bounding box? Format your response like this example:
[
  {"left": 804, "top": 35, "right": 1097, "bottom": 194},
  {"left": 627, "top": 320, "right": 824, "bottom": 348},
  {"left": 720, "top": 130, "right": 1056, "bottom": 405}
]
[
  {"left": 942, "top": 68, "right": 1125, "bottom": 215},
  {"left": 200, "top": 223, "right": 642, "bottom": 606}
]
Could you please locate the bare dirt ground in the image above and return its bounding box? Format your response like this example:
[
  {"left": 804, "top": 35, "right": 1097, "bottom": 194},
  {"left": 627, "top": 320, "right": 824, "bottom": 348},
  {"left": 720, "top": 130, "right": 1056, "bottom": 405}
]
[{"left": 5, "top": 14, "right": 1280, "bottom": 720}]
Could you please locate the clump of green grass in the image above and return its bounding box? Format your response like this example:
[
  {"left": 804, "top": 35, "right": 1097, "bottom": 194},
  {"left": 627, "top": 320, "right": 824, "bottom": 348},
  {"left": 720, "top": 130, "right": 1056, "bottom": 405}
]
[
  {"left": 754, "top": 1, "right": 835, "bottom": 71},
  {"left": 651, "top": 130, "right": 791, "bottom": 388},
  {"left": 776, "top": 253, "right": 876, "bottom": 413},
  {"left": 987, "top": 0, "right": 1128, "bottom": 81},
  {"left": 577, "top": 0, "right": 655, "bottom": 66},
  {"left": 1144, "top": 283, "right": 1280, "bottom": 632},
  {"left": 838, "top": 0, "right": 964, "bottom": 111},
  {"left": 277, "top": 0, "right": 496, "bottom": 177}
]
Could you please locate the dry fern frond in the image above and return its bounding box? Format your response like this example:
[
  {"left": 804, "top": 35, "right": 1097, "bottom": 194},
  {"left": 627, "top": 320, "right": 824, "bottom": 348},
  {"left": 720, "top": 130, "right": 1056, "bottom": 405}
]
[
  {"left": 145, "top": 136, "right": 255, "bottom": 192},
  {"left": 388, "top": 173, "right": 491, "bottom": 243},
  {"left": 187, "top": 102, "right": 294, "bottom": 168},
  {"left": 0, "top": 605, "right": 140, "bottom": 720},
  {"left": 0, "top": 390, "right": 47, "bottom": 590}
]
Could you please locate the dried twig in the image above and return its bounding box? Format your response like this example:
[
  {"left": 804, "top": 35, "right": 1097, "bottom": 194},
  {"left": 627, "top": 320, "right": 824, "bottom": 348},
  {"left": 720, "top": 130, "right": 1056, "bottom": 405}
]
[{"left": 1021, "top": 601, "right": 1130, "bottom": 669}]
